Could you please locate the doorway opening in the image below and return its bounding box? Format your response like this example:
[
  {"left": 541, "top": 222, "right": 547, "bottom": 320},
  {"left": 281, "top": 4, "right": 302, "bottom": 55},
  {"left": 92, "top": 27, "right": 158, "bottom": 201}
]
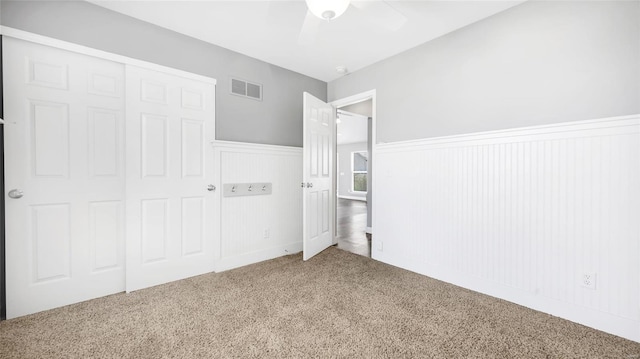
[{"left": 332, "top": 95, "right": 374, "bottom": 258}]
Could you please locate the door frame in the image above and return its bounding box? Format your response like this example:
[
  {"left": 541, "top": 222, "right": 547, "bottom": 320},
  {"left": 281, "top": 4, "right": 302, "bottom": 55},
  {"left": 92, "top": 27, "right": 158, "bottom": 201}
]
[
  {"left": 330, "top": 90, "right": 377, "bottom": 245},
  {"left": 0, "top": 35, "right": 5, "bottom": 320}
]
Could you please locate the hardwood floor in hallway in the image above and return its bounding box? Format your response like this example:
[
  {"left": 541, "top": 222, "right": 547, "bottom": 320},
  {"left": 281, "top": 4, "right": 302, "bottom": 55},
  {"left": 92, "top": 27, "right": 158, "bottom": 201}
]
[{"left": 336, "top": 198, "right": 371, "bottom": 258}]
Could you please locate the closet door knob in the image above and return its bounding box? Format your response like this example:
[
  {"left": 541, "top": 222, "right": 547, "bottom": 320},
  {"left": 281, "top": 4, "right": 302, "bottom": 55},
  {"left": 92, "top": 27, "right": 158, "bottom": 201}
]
[{"left": 8, "top": 189, "right": 24, "bottom": 199}]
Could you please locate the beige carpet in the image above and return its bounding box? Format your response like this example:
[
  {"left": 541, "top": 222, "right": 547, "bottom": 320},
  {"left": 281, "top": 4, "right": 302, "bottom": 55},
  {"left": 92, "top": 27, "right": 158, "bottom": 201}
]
[{"left": 0, "top": 247, "right": 638, "bottom": 358}]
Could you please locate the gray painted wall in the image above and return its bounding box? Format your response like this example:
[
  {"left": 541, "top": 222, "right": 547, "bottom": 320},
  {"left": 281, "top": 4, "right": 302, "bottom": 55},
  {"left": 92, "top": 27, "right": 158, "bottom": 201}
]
[
  {"left": 329, "top": 1, "right": 640, "bottom": 143},
  {"left": 1, "top": 1, "right": 326, "bottom": 147}
]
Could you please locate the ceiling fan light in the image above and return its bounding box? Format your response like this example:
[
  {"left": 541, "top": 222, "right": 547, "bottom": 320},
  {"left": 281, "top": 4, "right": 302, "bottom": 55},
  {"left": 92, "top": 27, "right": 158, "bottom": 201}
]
[{"left": 305, "top": 0, "right": 350, "bottom": 21}]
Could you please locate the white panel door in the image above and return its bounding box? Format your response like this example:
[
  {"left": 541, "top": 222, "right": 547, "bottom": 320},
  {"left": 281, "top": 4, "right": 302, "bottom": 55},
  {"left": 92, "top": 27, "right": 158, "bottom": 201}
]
[
  {"left": 3, "top": 38, "right": 126, "bottom": 318},
  {"left": 302, "top": 92, "right": 334, "bottom": 260},
  {"left": 125, "top": 65, "right": 216, "bottom": 292}
]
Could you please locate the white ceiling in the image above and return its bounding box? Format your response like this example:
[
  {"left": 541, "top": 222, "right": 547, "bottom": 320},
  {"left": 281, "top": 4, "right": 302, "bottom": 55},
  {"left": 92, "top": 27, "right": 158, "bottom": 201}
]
[{"left": 89, "top": 0, "right": 525, "bottom": 82}]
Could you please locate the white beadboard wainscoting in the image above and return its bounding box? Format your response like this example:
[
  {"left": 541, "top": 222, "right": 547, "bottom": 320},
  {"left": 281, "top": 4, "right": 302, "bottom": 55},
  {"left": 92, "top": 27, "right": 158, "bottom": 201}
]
[
  {"left": 373, "top": 114, "right": 640, "bottom": 342},
  {"left": 212, "top": 141, "right": 302, "bottom": 271}
]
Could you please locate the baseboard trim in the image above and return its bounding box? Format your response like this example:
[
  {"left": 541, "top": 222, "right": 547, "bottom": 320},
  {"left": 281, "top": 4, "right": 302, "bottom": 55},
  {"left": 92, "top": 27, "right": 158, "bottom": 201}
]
[
  {"left": 215, "top": 242, "right": 302, "bottom": 272},
  {"left": 373, "top": 255, "right": 640, "bottom": 342}
]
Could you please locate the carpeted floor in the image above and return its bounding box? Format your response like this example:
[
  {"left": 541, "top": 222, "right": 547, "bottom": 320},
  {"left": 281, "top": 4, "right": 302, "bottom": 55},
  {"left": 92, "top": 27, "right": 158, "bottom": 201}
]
[{"left": 0, "top": 247, "right": 639, "bottom": 358}]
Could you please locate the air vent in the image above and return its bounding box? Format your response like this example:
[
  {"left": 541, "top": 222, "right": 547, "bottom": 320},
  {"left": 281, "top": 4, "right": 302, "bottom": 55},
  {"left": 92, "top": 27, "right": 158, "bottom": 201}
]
[{"left": 230, "top": 77, "right": 262, "bottom": 101}]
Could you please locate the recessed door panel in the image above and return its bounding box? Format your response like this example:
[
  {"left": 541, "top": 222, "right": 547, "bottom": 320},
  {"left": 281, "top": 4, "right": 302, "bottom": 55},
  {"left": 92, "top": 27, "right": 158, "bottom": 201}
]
[
  {"left": 321, "top": 111, "right": 329, "bottom": 126},
  {"left": 322, "top": 190, "right": 330, "bottom": 234},
  {"left": 89, "top": 108, "right": 120, "bottom": 177},
  {"left": 181, "top": 88, "right": 204, "bottom": 110},
  {"left": 141, "top": 113, "right": 168, "bottom": 178},
  {"left": 182, "top": 197, "right": 205, "bottom": 256},
  {"left": 141, "top": 79, "right": 168, "bottom": 104},
  {"left": 141, "top": 199, "right": 169, "bottom": 263},
  {"left": 310, "top": 132, "right": 319, "bottom": 177},
  {"left": 88, "top": 72, "right": 120, "bottom": 98},
  {"left": 321, "top": 134, "right": 329, "bottom": 177},
  {"left": 90, "top": 201, "right": 122, "bottom": 271},
  {"left": 27, "top": 58, "right": 68, "bottom": 89},
  {"left": 31, "top": 101, "right": 69, "bottom": 178},
  {"left": 308, "top": 192, "right": 319, "bottom": 239},
  {"left": 181, "top": 119, "right": 204, "bottom": 178},
  {"left": 31, "top": 204, "right": 71, "bottom": 283}
]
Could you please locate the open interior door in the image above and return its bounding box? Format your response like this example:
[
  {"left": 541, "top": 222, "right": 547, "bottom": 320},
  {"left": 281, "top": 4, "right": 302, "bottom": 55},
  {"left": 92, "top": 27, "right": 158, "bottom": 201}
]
[{"left": 302, "top": 92, "right": 335, "bottom": 260}]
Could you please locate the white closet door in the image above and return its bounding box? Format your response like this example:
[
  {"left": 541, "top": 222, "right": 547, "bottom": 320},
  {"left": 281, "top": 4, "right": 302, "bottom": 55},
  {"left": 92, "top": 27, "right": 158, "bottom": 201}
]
[
  {"left": 3, "top": 38, "right": 126, "bottom": 318},
  {"left": 125, "top": 65, "right": 217, "bottom": 292}
]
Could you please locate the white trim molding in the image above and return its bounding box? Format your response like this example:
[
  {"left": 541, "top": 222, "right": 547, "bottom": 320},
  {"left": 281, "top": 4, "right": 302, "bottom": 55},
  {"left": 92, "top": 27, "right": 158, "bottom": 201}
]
[
  {"left": 373, "top": 114, "right": 640, "bottom": 342},
  {"left": 211, "top": 140, "right": 301, "bottom": 155},
  {"left": 377, "top": 114, "right": 639, "bottom": 152}
]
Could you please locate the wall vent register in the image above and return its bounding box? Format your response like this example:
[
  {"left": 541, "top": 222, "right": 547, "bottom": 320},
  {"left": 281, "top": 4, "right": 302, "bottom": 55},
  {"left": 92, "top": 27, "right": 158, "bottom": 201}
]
[{"left": 230, "top": 78, "right": 262, "bottom": 101}]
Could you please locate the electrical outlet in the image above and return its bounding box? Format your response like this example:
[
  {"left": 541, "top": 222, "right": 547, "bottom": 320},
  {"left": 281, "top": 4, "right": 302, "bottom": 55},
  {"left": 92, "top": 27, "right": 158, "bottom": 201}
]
[
  {"left": 377, "top": 241, "right": 383, "bottom": 251},
  {"left": 581, "top": 273, "right": 597, "bottom": 290},
  {"left": 263, "top": 228, "right": 270, "bottom": 239}
]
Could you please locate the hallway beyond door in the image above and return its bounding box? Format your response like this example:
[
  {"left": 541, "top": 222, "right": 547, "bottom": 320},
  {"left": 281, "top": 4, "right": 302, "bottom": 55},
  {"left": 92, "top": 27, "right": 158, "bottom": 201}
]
[{"left": 336, "top": 198, "right": 370, "bottom": 257}]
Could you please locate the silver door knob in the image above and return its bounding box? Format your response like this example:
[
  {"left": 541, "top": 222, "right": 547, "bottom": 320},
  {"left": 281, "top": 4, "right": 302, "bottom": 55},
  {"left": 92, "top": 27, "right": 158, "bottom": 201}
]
[
  {"left": 207, "top": 184, "right": 216, "bottom": 192},
  {"left": 8, "top": 189, "right": 24, "bottom": 199},
  {"left": 307, "top": 182, "right": 313, "bottom": 188}
]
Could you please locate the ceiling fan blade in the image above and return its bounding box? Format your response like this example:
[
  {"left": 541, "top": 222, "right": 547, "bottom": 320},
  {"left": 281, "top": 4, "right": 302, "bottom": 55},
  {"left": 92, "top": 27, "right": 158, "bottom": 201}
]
[
  {"left": 351, "top": 0, "right": 407, "bottom": 32},
  {"left": 298, "top": 10, "right": 322, "bottom": 46}
]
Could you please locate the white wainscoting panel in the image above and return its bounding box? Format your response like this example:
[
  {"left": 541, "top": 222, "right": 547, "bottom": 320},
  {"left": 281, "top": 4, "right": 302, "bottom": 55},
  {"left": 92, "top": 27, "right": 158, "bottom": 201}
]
[
  {"left": 213, "top": 141, "right": 303, "bottom": 271},
  {"left": 373, "top": 115, "right": 640, "bottom": 342}
]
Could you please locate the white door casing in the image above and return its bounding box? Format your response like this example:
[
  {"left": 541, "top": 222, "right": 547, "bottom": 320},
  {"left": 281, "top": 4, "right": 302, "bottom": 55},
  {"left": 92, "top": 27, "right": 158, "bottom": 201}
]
[
  {"left": 125, "top": 65, "right": 217, "bottom": 292},
  {"left": 302, "top": 92, "right": 335, "bottom": 260},
  {"left": 3, "top": 38, "right": 126, "bottom": 318}
]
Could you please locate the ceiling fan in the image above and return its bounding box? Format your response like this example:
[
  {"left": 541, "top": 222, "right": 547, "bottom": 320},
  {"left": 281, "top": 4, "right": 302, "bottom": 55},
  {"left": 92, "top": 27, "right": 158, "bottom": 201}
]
[{"left": 299, "top": 0, "right": 408, "bottom": 45}]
